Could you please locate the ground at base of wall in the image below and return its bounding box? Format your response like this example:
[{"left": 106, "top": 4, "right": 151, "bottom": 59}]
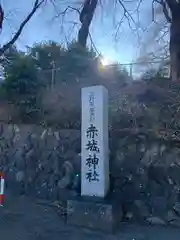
[{"left": 0, "top": 194, "right": 180, "bottom": 240}]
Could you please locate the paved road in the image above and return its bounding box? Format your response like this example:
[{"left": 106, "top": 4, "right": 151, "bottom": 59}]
[{"left": 0, "top": 195, "right": 180, "bottom": 240}]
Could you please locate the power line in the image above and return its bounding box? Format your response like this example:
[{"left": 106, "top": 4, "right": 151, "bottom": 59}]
[{"left": 36, "top": 60, "right": 168, "bottom": 73}]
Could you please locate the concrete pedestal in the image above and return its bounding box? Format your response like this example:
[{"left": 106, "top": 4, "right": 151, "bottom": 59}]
[{"left": 66, "top": 196, "right": 122, "bottom": 233}]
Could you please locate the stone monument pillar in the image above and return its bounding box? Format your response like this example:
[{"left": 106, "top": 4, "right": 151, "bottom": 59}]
[
  {"left": 81, "top": 85, "right": 109, "bottom": 197},
  {"left": 67, "top": 85, "right": 121, "bottom": 232}
]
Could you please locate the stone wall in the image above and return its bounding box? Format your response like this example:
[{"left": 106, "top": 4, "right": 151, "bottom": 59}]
[
  {"left": 0, "top": 124, "right": 81, "bottom": 200},
  {"left": 110, "top": 132, "right": 180, "bottom": 227},
  {"left": 1, "top": 124, "right": 180, "bottom": 227}
]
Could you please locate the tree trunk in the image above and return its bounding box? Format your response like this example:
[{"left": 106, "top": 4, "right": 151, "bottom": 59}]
[
  {"left": 78, "top": 0, "right": 98, "bottom": 48},
  {"left": 78, "top": 20, "right": 90, "bottom": 48},
  {"left": 170, "top": 18, "right": 180, "bottom": 82}
]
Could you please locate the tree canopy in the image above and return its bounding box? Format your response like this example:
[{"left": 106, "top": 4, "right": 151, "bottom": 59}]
[
  {"left": 0, "top": 40, "right": 130, "bottom": 125},
  {"left": 0, "top": 0, "right": 180, "bottom": 81},
  {"left": 2, "top": 51, "right": 41, "bottom": 122}
]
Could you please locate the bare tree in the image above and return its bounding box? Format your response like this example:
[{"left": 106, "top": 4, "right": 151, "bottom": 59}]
[
  {"left": 159, "top": 0, "right": 180, "bottom": 82},
  {"left": 0, "top": 0, "right": 97, "bottom": 55},
  {"left": 134, "top": 3, "right": 169, "bottom": 77},
  {"left": 106, "top": 0, "right": 180, "bottom": 81},
  {"left": 1, "top": 0, "right": 180, "bottom": 82},
  {"left": 0, "top": 0, "right": 46, "bottom": 55},
  {"left": 78, "top": 0, "right": 180, "bottom": 82},
  {"left": 123, "top": 0, "right": 180, "bottom": 81}
]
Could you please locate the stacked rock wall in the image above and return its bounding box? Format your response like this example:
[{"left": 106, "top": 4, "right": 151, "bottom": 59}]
[{"left": 1, "top": 124, "right": 180, "bottom": 226}]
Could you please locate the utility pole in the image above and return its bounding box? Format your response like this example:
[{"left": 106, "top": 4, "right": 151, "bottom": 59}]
[
  {"left": 48, "top": 53, "right": 56, "bottom": 90},
  {"left": 50, "top": 60, "right": 55, "bottom": 89},
  {"left": 129, "top": 63, "right": 133, "bottom": 79}
]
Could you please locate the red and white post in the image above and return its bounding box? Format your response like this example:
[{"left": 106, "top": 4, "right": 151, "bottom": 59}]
[{"left": 0, "top": 172, "right": 5, "bottom": 206}]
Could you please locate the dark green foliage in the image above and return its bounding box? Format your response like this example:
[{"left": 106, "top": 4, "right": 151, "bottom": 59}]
[
  {"left": 3, "top": 54, "right": 41, "bottom": 122},
  {"left": 0, "top": 41, "right": 131, "bottom": 125},
  {"left": 29, "top": 41, "right": 97, "bottom": 85},
  {"left": 61, "top": 41, "right": 96, "bottom": 82},
  {"left": 31, "top": 41, "right": 65, "bottom": 70}
]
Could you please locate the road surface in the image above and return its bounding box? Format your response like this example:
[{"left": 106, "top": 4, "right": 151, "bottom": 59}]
[{"left": 0, "top": 194, "right": 180, "bottom": 240}]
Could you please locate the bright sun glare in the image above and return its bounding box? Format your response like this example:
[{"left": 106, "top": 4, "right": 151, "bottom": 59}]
[{"left": 100, "top": 57, "right": 110, "bottom": 66}]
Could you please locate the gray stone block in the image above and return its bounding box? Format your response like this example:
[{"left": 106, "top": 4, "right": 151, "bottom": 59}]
[{"left": 66, "top": 196, "right": 122, "bottom": 232}]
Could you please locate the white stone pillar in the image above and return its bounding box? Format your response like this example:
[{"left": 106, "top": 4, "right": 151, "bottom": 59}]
[{"left": 81, "top": 85, "right": 109, "bottom": 198}]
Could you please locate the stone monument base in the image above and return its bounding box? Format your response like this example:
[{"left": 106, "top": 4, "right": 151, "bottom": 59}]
[{"left": 66, "top": 196, "right": 122, "bottom": 233}]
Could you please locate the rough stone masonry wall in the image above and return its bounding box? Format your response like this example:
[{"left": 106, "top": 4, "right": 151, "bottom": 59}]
[
  {"left": 0, "top": 124, "right": 81, "bottom": 200},
  {"left": 110, "top": 131, "right": 180, "bottom": 227},
  {"left": 1, "top": 124, "right": 180, "bottom": 227}
]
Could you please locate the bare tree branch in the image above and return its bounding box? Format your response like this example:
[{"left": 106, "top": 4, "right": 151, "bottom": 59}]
[
  {"left": 88, "top": 31, "right": 100, "bottom": 55},
  {"left": 52, "top": 5, "right": 80, "bottom": 21},
  {"left": 114, "top": 0, "right": 142, "bottom": 45},
  {"left": 153, "top": 0, "right": 172, "bottom": 22},
  {"left": 117, "top": 0, "right": 137, "bottom": 27},
  {"left": 0, "top": 0, "right": 45, "bottom": 55}
]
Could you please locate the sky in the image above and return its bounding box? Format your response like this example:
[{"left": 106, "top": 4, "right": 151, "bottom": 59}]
[{"left": 0, "top": 0, "right": 160, "bottom": 65}]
